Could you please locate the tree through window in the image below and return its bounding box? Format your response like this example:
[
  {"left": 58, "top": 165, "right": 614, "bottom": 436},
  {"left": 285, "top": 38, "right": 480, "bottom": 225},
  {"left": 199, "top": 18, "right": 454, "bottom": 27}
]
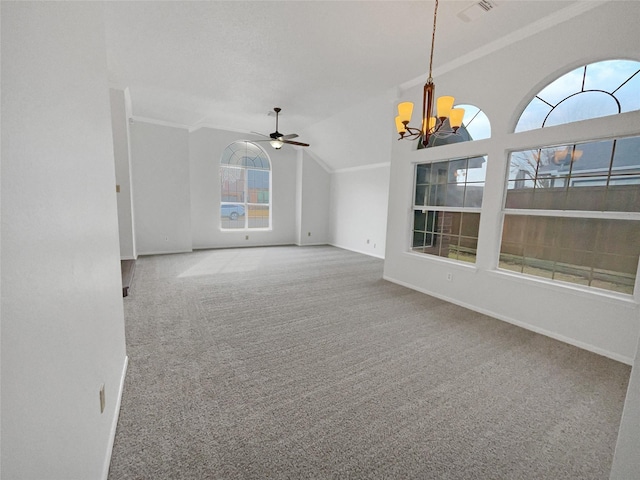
[{"left": 220, "top": 141, "right": 271, "bottom": 230}]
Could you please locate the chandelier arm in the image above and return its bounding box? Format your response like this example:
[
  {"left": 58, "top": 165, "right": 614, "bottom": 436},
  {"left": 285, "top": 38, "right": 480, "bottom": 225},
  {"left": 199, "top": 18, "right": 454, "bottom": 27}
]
[
  {"left": 397, "top": 126, "right": 423, "bottom": 140},
  {"left": 432, "top": 120, "right": 445, "bottom": 135}
]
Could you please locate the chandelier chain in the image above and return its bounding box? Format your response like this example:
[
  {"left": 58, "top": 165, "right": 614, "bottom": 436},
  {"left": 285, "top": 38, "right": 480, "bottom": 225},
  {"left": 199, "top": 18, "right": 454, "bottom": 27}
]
[
  {"left": 395, "top": 0, "right": 463, "bottom": 148},
  {"left": 428, "top": 0, "right": 439, "bottom": 82}
]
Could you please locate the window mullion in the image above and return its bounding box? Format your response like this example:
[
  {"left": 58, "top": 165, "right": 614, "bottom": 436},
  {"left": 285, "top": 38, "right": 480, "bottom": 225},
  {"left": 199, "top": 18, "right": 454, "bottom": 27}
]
[
  {"left": 503, "top": 208, "right": 640, "bottom": 221},
  {"left": 244, "top": 167, "right": 249, "bottom": 229}
]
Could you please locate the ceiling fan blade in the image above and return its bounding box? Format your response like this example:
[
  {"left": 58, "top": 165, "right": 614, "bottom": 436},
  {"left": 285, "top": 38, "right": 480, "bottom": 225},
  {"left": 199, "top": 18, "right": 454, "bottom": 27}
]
[
  {"left": 282, "top": 139, "right": 310, "bottom": 147},
  {"left": 250, "top": 108, "right": 307, "bottom": 147}
]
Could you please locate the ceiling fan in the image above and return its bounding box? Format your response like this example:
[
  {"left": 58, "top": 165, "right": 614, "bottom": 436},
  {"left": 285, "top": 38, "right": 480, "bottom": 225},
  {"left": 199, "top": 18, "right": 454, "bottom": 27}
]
[{"left": 252, "top": 107, "right": 310, "bottom": 149}]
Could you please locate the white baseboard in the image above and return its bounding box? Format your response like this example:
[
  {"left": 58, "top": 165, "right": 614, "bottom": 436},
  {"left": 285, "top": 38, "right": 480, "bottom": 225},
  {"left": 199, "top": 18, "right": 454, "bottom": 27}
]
[
  {"left": 329, "top": 242, "right": 385, "bottom": 260},
  {"left": 101, "top": 355, "right": 129, "bottom": 480},
  {"left": 137, "top": 249, "right": 193, "bottom": 256},
  {"left": 191, "top": 242, "right": 295, "bottom": 251},
  {"left": 383, "top": 274, "right": 634, "bottom": 366}
]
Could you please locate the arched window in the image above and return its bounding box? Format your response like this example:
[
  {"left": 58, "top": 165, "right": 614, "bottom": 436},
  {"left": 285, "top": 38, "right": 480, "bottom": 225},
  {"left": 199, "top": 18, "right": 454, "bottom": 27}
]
[
  {"left": 421, "top": 104, "right": 490, "bottom": 148},
  {"left": 412, "top": 104, "right": 489, "bottom": 263},
  {"left": 501, "top": 59, "right": 640, "bottom": 295},
  {"left": 220, "top": 141, "right": 271, "bottom": 230},
  {"left": 456, "top": 104, "right": 491, "bottom": 141},
  {"left": 515, "top": 59, "right": 640, "bottom": 132}
]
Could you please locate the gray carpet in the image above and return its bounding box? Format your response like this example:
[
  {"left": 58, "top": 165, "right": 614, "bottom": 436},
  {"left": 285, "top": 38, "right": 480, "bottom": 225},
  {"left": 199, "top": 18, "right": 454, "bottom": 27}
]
[{"left": 108, "top": 245, "right": 630, "bottom": 479}]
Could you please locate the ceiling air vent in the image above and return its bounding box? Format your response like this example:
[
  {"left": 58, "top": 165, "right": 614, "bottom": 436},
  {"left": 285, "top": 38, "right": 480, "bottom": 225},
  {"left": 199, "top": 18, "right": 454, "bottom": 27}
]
[{"left": 457, "top": 0, "right": 498, "bottom": 22}]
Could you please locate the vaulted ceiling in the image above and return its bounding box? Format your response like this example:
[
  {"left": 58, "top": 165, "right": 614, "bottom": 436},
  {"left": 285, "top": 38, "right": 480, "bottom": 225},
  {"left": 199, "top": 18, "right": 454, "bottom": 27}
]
[{"left": 103, "top": 0, "right": 594, "bottom": 166}]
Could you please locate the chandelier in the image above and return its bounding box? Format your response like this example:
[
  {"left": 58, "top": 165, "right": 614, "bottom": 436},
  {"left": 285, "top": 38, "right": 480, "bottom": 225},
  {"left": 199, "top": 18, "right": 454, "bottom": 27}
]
[{"left": 395, "top": 0, "right": 465, "bottom": 148}]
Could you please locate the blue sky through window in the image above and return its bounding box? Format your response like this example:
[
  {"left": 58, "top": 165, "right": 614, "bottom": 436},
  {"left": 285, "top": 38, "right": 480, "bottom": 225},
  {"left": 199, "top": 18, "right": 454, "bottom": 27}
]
[{"left": 515, "top": 59, "right": 640, "bottom": 132}]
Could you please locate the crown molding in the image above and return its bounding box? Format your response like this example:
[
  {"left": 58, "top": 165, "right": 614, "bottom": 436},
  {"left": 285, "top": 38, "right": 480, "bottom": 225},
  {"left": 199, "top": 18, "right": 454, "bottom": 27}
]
[
  {"left": 188, "top": 121, "right": 253, "bottom": 134},
  {"left": 129, "top": 116, "right": 191, "bottom": 130},
  {"left": 333, "top": 162, "right": 391, "bottom": 174},
  {"left": 400, "top": 0, "right": 607, "bottom": 93}
]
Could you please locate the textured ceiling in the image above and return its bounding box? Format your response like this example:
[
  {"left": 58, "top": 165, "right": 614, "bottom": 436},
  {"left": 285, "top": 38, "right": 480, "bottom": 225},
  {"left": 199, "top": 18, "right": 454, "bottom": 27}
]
[{"left": 103, "top": 1, "right": 586, "bottom": 157}]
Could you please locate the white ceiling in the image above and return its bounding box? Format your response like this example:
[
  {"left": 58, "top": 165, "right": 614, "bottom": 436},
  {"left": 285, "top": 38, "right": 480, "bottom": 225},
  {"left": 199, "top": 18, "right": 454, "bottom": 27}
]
[{"left": 104, "top": 0, "right": 584, "bottom": 153}]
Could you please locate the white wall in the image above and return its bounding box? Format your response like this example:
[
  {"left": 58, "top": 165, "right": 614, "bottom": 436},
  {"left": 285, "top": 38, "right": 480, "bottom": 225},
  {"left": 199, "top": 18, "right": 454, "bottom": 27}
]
[
  {"left": 611, "top": 313, "right": 640, "bottom": 478},
  {"left": 1, "top": 3, "right": 128, "bottom": 479},
  {"left": 130, "top": 121, "right": 192, "bottom": 255},
  {"left": 110, "top": 88, "right": 137, "bottom": 260},
  {"left": 188, "top": 127, "right": 300, "bottom": 249},
  {"left": 384, "top": 1, "right": 640, "bottom": 362},
  {"left": 295, "top": 150, "right": 304, "bottom": 245},
  {"left": 306, "top": 91, "right": 395, "bottom": 258},
  {"left": 303, "top": 89, "right": 397, "bottom": 171},
  {"left": 130, "top": 124, "right": 330, "bottom": 253},
  {"left": 297, "top": 150, "right": 331, "bottom": 246},
  {"left": 330, "top": 163, "right": 390, "bottom": 259}
]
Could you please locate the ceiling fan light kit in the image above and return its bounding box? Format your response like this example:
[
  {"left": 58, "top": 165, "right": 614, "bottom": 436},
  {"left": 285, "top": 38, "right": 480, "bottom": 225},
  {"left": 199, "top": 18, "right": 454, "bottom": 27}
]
[
  {"left": 395, "top": 0, "right": 465, "bottom": 148},
  {"left": 253, "top": 107, "right": 310, "bottom": 149}
]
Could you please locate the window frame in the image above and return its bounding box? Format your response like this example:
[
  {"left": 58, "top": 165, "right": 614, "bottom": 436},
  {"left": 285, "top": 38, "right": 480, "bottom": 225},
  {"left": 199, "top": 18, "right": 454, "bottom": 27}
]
[
  {"left": 410, "top": 155, "right": 487, "bottom": 264},
  {"left": 500, "top": 134, "right": 640, "bottom": 296},
  {"left": 499, "top": 58, "right": 640, "bottom": 298},
  {"left": 219, "top": 141, "right": 272, "bottom": 231}
]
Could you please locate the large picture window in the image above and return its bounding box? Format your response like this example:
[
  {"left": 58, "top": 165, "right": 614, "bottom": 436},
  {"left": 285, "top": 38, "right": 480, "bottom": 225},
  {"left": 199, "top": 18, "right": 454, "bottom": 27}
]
[
  {"left": 500, "top": 135, "right": 640, "bottom": 294},
  {"left": 220, "top": 141, "right": 271, "bottom": 230},
  {"left": 412, "top": 155, "right": 486, "bottom": 263}
]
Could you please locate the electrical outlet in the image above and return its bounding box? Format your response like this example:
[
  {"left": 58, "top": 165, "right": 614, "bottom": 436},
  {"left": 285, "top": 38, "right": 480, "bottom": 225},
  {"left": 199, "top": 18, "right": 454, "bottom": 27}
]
[
  {"left": 99, "top": 384, "right": 105, "bottom": 414},
  {"left": 366, "top": 239, "right": 370, "bottom": 244},
  {"left": 308, "top": 232, "right": 311, "bottom": 236},
  {"left": 245, "top": 235, "right": 249, "bottom": 240},
  {"left": 446, "top": 273, "right": 453, "bottom": 282}
]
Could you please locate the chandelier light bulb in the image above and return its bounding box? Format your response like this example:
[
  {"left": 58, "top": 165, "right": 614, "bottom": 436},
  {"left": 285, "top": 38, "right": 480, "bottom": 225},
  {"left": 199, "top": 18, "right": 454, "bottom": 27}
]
[
  {"left": 449, "top": 108, "right": 465, "bottom": 131},
  {"left": 397, "top": 102, "right": 414, "bottom": 124},
  {"left": 436, "top": 96, "right": 455, "bottom": 120}
]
